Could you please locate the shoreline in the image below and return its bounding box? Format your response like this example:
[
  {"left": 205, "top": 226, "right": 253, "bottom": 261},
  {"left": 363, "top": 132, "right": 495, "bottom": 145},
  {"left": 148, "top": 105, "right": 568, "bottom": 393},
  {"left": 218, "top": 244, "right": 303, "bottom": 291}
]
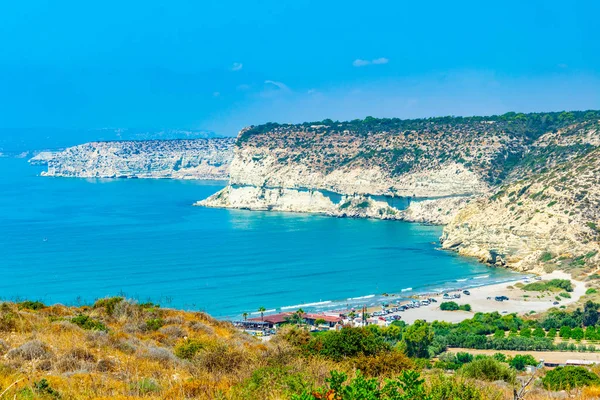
[{"left": 365, "top": 271, "right": 587, "bottom": 325}]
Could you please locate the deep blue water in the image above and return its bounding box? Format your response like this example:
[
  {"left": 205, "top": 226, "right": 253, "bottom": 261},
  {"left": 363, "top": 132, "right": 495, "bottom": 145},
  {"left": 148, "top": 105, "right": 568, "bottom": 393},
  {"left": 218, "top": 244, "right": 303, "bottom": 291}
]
[{"left": 0, "top": 158, "right": 520, "bottom": 318}]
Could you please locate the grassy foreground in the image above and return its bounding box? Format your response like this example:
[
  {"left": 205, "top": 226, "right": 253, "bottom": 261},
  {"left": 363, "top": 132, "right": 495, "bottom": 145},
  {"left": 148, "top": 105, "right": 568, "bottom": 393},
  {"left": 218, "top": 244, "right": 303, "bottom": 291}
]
[{"left": 2, "top": 298, "right": 600, "bottom": 399}]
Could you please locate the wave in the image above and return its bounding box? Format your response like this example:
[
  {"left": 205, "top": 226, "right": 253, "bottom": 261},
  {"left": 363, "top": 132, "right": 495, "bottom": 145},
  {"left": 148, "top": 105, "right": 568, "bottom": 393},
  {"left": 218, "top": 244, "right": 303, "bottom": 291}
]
[
  {"left": 281, "top": 301, "right": 332, "bottom": 310},
  {"left": 456, "top": 278, "right": 468, "bottom": 282},
  {"left": 473, "top": 275, "right": 489, "bottom": 280},
  {"left": 250, "top": 309, "right": 276, "bottom": 315},
  {"left": 347, "top": 294, "right": 375, "bottom": 301},
  {"left": 401, "top": 287, "right": 413, "bottom": 292}
]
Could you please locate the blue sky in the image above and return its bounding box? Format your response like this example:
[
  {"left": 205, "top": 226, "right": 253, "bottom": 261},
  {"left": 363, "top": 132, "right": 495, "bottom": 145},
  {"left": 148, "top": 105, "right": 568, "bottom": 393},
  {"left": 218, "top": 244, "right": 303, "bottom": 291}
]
[{"left": 1, "top": 0, "right": 599, "bottom": 137}]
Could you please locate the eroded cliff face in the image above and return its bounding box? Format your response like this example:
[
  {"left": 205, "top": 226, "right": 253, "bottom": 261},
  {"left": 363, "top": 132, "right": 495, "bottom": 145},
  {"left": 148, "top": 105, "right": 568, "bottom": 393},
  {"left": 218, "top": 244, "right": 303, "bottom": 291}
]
[
  {"left": 442, "top": 146, "right": 600, "bottom": 274},
  {"left": 38, "top": 139, "right": 234, "bottom": 180}
]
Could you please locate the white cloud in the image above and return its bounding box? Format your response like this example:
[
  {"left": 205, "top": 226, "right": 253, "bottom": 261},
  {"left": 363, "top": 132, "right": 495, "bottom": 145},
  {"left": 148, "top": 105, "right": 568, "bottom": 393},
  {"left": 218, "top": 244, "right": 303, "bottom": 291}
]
[
  {"left": 352, "top": 59, "right": 371, "bottom": 67},
  {"left": 231, "top": 62, "right": 243, "bottom": 71},
  {"left": 264, "top": 80, "right": 290, "bottom": 91},
  {"left": 353, "top": 57, "right": 389, "bottom": 67},
  {"left": 372, "top": 57, "right": 389, "bottom": 65}
]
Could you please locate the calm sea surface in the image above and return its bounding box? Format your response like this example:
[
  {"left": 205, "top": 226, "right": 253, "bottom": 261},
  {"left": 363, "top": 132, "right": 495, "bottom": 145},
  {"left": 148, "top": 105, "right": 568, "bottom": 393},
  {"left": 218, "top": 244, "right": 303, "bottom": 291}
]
[{"left": 0, "top": 158, "right": 521, "bottom": 318}]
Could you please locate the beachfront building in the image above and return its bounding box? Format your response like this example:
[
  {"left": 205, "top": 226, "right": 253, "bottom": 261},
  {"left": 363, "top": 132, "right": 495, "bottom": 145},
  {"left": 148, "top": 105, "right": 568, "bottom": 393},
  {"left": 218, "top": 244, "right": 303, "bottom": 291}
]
[{"left": 247, "top": 312, "right": 342, "bottom": 329}]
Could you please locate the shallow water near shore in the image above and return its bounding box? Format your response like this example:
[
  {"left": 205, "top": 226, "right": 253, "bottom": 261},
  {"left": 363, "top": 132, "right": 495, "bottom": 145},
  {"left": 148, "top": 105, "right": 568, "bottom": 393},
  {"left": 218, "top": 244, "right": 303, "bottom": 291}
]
[{"left": 0, "top": 158, "right": 522, "bottom": 318}]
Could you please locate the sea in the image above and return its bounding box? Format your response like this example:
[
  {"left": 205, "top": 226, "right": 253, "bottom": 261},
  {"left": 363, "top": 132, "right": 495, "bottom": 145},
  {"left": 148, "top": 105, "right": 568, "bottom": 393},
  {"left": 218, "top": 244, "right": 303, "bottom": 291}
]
[{"left": 0, "top": 157, "right": 523, "bottom": 319}]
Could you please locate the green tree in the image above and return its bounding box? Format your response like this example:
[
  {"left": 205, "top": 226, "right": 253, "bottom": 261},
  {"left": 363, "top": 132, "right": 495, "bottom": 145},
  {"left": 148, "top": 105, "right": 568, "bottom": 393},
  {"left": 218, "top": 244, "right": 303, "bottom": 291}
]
[
  {"left": 547, "top": 328, "right": 557, "bottom": 339},
  {"left": 258, "top": 306, "right": 266, "bottom": 322},
  {"left": 493, "top": 329, "right": 505, "bottom": 339},
  {"left": 571, "top": 327, "right": 584, "bottom": 341},
  {"left": 509, "top": 354, "right": 538, "bottom": 371},
  {"left": 560, "top": 326, "right": 572, "bottom": 339},
  {"left": 242, "top": 312, "right": 248, "bottom": 321},
  {"left": 402, "top": 320, "right": 433, "bottom": 358},
  {"left": 532, "top": 327, "right": 546, "bottom": 338},
  {"left": 585, "top": 326, "right": 597, "bottom": 340},
  {"left": 520, "top": 328, "right": 531, "bottom": 338},
  {"left": 583, "top": 301, "right": 600, "bottom": 327}
]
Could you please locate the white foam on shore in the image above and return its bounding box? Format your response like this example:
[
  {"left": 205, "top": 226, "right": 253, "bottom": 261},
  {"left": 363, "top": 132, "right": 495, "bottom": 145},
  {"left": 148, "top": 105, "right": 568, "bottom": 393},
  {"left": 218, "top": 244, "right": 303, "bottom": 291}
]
[
  {"left": 456, "top": 278, "right": 468, "bottom": 282},
  {"left": 473, "top": 275, "right": 489, "bottom": 280},
  {"left": 281, "top": 301, "right": 332, "bottom": 310},
  {"left": 401, "top": 287, "right": 413, "bottom": 292},
  {"left": 347, "top": 294, "right": 375, "bottom": 301}
]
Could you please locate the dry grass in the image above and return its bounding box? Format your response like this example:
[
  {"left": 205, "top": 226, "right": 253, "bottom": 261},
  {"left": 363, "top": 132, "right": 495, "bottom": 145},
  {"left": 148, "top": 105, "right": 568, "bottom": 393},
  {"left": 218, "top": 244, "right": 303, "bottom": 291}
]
[{"left": 2, "top": 299, "right": 600, "bottom": 399}]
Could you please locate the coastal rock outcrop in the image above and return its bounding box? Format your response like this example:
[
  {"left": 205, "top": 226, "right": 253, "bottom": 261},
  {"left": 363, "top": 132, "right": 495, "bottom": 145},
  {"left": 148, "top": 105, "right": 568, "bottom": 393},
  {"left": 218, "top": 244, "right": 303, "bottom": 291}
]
[{"left": 36, "top": 138, "right": 234, "bottom": 180}]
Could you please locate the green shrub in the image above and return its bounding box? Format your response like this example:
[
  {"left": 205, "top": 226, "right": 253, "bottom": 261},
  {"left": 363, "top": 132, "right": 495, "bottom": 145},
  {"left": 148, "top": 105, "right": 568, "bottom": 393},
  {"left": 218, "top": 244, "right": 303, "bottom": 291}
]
[
  {"left": 459, "top": 357, "right": 515, "bottom": 384},
  {"left": 70, "top": 314, "right": 108, "bottom": 331},
  {"left": 174, "top": 339, "right": 204, "bottom": 360},
  {"left": 586, "top": 288, "right": 597, "bottom": 295},
  {"left": 93, "top": 297, "right": 124, "bottom": 316},
  {"left": 455, "top": 352, "right": 473, "bottom": 365},
  {"left": 305, "top": 327, "right": 390, "bottom": 361},
  {"left": 523, "top": 279, "right": 573, "bottom": 292},
  {"left": 18, "top": 301, "right": 46, "bottom": 310},
  {"left": 33, "top": 378, "right": 60, "bottom": 398},
  {"left": 559, "top": 292, "right": 571, "bottom": 299},
  {"left": 440, "top": 302, "right": 459, "bottom": 311},
  {"left": 132, "top": 378, "right": 160, "bottom": 395},
  {"left": 145, "top": 318, "right": 164, "bottom": 331},
  {"left": 542, "top": 366, "right": 600, "bottom": 390},
  {"left": 539, "top": 252, "right": 554, "bottom": 262}
]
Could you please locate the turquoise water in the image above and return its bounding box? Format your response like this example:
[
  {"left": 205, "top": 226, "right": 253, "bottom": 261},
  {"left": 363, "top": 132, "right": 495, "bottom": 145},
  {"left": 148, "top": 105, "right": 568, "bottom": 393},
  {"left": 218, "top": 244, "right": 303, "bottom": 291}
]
[{"left": 0, "top": 158, "right": 520, "bottom": 318}]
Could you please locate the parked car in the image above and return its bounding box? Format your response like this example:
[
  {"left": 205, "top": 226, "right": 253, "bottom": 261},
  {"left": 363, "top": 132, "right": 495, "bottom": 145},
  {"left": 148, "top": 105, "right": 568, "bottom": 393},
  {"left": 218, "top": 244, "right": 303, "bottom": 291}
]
[
  {"left": 463, "top": 290, "right": 471, "bottom": 295},
  {"left": 428, "top": 298, "right": 437, "bottom": 303},
  {"left": 553, "top": 301, "right": 560, "bottom": 305}
]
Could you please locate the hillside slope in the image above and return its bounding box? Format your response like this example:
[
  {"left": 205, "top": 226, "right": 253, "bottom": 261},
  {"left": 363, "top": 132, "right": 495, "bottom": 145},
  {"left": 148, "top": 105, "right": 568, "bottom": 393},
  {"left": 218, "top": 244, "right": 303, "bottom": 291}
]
[{"left": 442, "top": 146, "right": 600, "bottom": 274}]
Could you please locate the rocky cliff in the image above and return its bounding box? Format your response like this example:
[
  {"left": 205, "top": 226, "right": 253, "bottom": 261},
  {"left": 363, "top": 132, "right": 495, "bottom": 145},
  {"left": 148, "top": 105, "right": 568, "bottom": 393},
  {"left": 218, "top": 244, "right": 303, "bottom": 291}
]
[
  {"left": 442, "top": 136, "right": 600, "bottom": 274},
  {"left": 200, "top": 111, "right": 600, "bottom": 273},
  {"left": 37, "top": 138, "right": 234, "bottom": 180}
]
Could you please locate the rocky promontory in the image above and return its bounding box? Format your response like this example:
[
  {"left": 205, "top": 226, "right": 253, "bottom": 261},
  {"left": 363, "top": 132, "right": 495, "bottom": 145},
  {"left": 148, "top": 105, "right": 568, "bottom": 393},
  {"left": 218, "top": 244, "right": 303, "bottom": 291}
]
[
  {"left": 200, "top": 111, "right": 600, "bottom": 274},
  {"left": 36, "top": 138, "right": 234, "bottom": 180}
]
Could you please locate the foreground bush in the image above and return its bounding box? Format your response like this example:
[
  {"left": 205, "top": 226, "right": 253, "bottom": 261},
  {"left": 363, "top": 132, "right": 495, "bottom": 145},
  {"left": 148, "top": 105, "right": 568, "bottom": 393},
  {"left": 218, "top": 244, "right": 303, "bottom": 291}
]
[
  {"left": 542, "top": 366, "right": 600, "bottom": 390},
  {"left": 291, "top": 369, "right": 494, "bottom": 400}
]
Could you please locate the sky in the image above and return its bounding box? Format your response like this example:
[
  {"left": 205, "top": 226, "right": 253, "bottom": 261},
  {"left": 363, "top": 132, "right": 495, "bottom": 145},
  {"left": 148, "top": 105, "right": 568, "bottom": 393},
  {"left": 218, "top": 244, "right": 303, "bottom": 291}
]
[{"left": 0, "top": 0, "right": 599, "bottom": 141}]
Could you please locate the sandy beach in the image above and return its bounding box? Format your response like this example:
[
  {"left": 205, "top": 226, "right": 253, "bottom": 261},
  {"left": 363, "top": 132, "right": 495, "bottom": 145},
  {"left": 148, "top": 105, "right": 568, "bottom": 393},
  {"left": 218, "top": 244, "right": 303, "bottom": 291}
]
[{"left": 372, "top": 271, "right": 587, "bottom": 324}]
